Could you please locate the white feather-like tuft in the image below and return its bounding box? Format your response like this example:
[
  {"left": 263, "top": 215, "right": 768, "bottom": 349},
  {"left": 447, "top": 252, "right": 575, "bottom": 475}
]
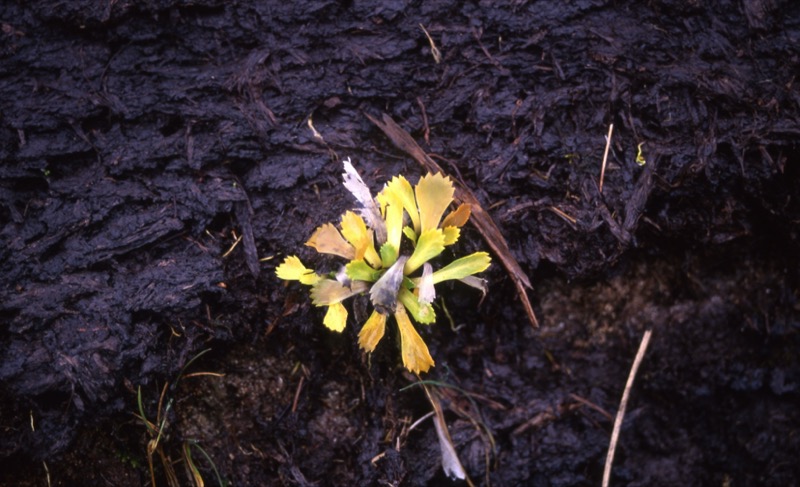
[
  {"left": 342, "top": 158, "right": 387, "bottom": 243},
  {"left": 418, "top": 263, "right": 436, "bottom": 305}
]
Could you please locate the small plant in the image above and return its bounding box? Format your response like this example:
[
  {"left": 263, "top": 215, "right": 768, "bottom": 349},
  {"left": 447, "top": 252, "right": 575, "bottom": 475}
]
[
  {"left": 276, "top": 159, "right": 490, "bottom": 374},
  {"left": 134, "top": 349, "right": 227, "bottom": 487}
]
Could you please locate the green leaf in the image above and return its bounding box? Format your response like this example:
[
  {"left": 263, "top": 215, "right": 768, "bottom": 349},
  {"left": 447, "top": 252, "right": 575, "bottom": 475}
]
[
  {"left": 403, "top": 225, "right": 418, "bottom": 245},
  {"left": 398, "top": 288, "right": 436, "bottom": 324},
  {"left": 345, "top": 259, "right": 381, "bottom": 282},
  {"left": 432, "top": 252, "right": 491, "bottom": 284},
  {"left": 380, "top": 242, "right": 398, "bottom": 268},
  {"left": 404, "top": 229, "right": 445, "bottom": 275}
]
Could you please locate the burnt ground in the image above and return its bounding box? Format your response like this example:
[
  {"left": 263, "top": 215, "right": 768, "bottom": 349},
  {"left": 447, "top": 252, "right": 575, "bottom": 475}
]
[{"left": 1, "top": 0, "right": 799, "bottom": 485}]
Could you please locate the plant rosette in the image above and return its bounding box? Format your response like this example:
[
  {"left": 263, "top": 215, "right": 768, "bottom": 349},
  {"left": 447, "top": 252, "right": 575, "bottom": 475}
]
[{"left": 276, "top": 158, "right": 490, "bottom": 374}]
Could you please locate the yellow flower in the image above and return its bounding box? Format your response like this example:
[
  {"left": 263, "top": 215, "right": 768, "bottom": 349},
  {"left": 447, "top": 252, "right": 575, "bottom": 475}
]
[{"left": 276, "top": 159, "right": 491, "bottom": 374}]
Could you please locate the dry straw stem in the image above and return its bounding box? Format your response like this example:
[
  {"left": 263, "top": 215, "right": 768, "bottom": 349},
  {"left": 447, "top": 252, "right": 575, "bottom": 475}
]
[
  {"left": 599, "top": 123, "right": 614, "bottom": 193},
  {"left": 367, "top": 112, "right": 539, "bottom": 328},
  {"left": 421, "top": 383, "right": 469, "bottom": 484},
  {"left": 602, "top": 328, "right": 653, "bottom": 487},
  {"left": 419, "top": 23, "right": 442, "bottom": 64}
]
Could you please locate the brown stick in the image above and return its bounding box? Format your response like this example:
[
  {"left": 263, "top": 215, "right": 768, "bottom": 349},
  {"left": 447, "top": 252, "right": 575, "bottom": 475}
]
[
  {"left": 366, "top": 113, "right": 538, "bottom": 327},
  {"left": 602, "top": 328, "right": 653, "bottom": 487}
]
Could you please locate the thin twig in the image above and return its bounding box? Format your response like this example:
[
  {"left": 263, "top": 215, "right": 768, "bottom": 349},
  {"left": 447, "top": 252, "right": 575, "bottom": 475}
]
[
  {"left": 568, "top": 393, "right": 613, "bottom": 422},
  {"left": 416, "top": 96, "right": 431, "bottom": 145},
  {"left": 291, "top": 374, "right": 305, "bottom": 413},
  {"left": 602, "top": 328, "right": 652, "bottom": 487},
  {"left": 599, "top": 123, "right": 614, "bottom": 193},
  {"left": 547, "top": 206, "right": 577, "bottom": 226},
  {"left": 222, "top": 233, "right": 243, "bottom": 258}
]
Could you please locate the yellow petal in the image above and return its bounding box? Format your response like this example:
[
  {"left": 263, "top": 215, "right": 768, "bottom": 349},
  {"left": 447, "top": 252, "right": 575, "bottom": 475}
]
[
  {"left": 383, "top": 201, "right": 404, "bottom": 263},
  {"left": 306, "top": 223, "right": 355, "bottom": 260},
  {"left": 395, "top": 303, "right": 434, "bottom": 374},
  {"left": 415, "top": 173, "right": 455, "bottom": 232},
  {"left": 340, "top": 211, "right": 381, "bottom": 268},
  {"left": 363, "top": 230, "right": 382, "bottom": 268},
  {"left": 405, "top": 229, "right": 445, "bottom": 275},
  {"left": 340, "top": 211, "right": 368, "bottom": 246},
  {"left": 275, "top": 256, "right": 320, "bottom": 285},
  {"left": 383, "top": 175, "right": 420, "bottom": 234},
  {"left": 442, "top": 226, "right": 460, "bottom": 246},
  {"left": 323, "top": 302, "right": 348, "bottom": 332},
  {"left": 441, "top": 203, "right": 471, "bottom": 228},
  {"left": 432, "top": 252, "right": 491, "bottom": 284},
  {"left": 310, "top": 279, "right": 368, "bottom": 306},
  {"left": 358, "top": 310, "right": 387, "bottom": 352}
]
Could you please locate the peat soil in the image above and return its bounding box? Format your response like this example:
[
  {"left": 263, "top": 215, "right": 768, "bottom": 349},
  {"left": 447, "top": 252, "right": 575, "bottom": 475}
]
[{"left": 1, "top": 1, "right": 800, "bottom": 485}]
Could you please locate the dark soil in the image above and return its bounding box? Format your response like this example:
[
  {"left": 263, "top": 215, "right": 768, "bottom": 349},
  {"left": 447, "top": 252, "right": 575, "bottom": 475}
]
[{"left": 1, "top": 1, "right": 799, "bottom": 485}]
